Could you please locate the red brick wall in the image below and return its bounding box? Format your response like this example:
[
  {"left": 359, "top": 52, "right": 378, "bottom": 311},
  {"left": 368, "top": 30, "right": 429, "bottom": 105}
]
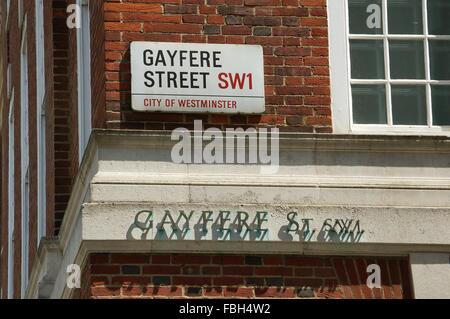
[
  {"left": 0, "top": 0, "right": 70, "bottom": 297},
  {"left": 103, "top": 0, "right": 331, "bottom": 132},
  {"left": 13, "top": 1, "right": 22, "bottom": 299},
  {"left": 90, "top": 0, "right": 107, "bottom": 130},
  {"left": 0, "top": 0, "right": 41, "bottom": 298},
  {"left": 0, "top": 0, "right": 32, "bottom": 298},
  {"left": 24, "top": 0, "right": 38, "bottom": 282},
  {"left": 68, "top": 0, "right": 106, "bottom": 196},
  {"left": 44, "top": 0, "right": 56, "bottom": 241},
  {"left": 0, "top": 1, "right": 9, "bottom": 298},
  {"left": 83, "top": 253, "right": 413, "bottom": 299},
  {"left": 53, "top": 0, "right": 73, "bottom": 235},
  {"left": 3, "top": 0, "right": 24, "bottom": 299}
]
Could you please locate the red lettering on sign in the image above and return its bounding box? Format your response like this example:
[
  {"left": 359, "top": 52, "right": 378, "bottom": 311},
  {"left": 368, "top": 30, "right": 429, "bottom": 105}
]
[
  {"left": 218, "top": 73, "right": 254, "bottom": 90},
  {"left": 218, "top": 73, "right": 229, "bottom": 89}
]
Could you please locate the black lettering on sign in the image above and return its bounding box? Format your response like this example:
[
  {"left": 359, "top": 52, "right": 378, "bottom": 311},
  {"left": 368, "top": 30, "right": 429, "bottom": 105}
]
[{"left": 142, "top": 49, "right": 223, "bottom": 68}]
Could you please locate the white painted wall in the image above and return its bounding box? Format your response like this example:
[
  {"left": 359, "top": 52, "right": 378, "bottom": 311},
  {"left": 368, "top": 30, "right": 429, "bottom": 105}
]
[
  {"left": 410, "top": 253, "right": 450, "bottom": 299},
  {"left": 26, "top": 131, "right": 450, "bottom": 299}
]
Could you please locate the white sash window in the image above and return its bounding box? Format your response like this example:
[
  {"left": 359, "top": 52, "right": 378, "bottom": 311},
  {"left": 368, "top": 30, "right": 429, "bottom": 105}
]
[{"left": 329, "top": 0, "right": 450, "bottom": 135}]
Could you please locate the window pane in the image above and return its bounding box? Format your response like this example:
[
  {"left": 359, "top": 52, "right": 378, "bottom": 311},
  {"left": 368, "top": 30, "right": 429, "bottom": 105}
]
[
  {"left": 428, "top": 0, "right": 450, "bottom": 35},
  {"left": 352, "top": 85, "right": 387, "bottom": 124},
  {"left": 432, "top": 86, "right": 450, "bottom": 126},
  {"left": 389, "top": 41, "right": 425, "bottom": 79},
  {"left": 430, "top": 41, "right": 450, "bottom": 80},
  {"left": 388, "top": 0, "right": 423, "bottom": 34},
  {"left": 349, "top": 0, "right": 383, "bottom": 34},
  {"left": 392, "top": 85, "right": 427, "bottom": 125},
  {"left": 351, "top": 40, "right": 385, "bottom": 79}
]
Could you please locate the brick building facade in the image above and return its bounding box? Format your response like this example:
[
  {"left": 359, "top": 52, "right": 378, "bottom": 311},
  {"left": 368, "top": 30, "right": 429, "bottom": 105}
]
[{"left": 0, "top": 0, "right": 449, "bottom": 299}]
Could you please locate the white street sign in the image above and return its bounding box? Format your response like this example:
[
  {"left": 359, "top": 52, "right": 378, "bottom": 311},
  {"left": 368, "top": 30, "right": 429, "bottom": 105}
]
[{"left": 130, "top": 42, "right": 265, "bottom": 114}]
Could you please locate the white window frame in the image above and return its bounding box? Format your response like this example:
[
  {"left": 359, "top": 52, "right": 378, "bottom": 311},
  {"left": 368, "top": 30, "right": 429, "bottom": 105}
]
[
  {"left": 76, "top": 0, "right": 92, "bottom": 163},
  {"left": 6, "top": 0, "right": 11, "bottom": 27},
  {"left": 36, "top": 0, "right": 46, "bottom": 244},
  {"left": 18, "top": 0, "right": 24, "bottom": 27},
  {"left": 20, "top": 20, "right": 30, "bottom": 298},
  {"left": 7, "top": 90, "right": 15, "bottom": 300},
  {"left": 328, "top": 0, "right": 450, "bottom": 135},
  {"left": 7, "top": 64, "right": 12, "bottom": 99}
]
